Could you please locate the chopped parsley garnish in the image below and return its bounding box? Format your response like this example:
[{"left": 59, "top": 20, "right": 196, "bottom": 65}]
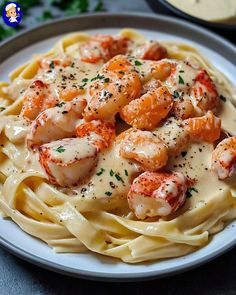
[
  {"left": 173, "top": 90, "right": 180, "bottom": 98},
  {"left": 79, "top": 82, "right": 87, "bottom": 89},
  {"left": 181, "top": 151, "right": 187, "bottom": 157},
  {"left": 134, "top": 60, "right": 142, "bottom": 66},
  {"left": 179, "top": 70, "right": 185, "bottom": 73},
  {"left": 105, "top": 191, "right": 112, "bottom": 196},
  {"left": 49, "top": 61, "right": 55, "bottom": 70},
  {"left": 55, "top": 146, "right": 65, "bottom": 153},
  {"left": 82, "top": 78, "right": 88, "bottom": 82},
  {"left": 0, "top": 107, "right": 6, "bottom": 111},
  {"left": 56, "top": 102, "right": 66, "bottom": 108},
  {"left": 96, "top": 168, "right": 105, "bottom": 176},
  {"left": 178, "top": 75, "right": 185, "bottom": 85},
  {"left": 186, "top": 187, "right": 198, "bottom": 198},
  {"left": 119, "top": 71, "right": 125, "bottom": 75},
  {"left": 104, "top": 77, "right": 110, "bottom": 83},
  {"left": 125, "top": 169, "right": 128, "bottom": 176},
  {"left": 220, "top": 94, "right": 226, "bottom": 102},
  {"left": 115, "top": 173, "right": 124, "bottom": 183},
  {"left": 110, "top": 169, "right": 114, "bottom": 176},
  {"left": 91, "top": 74, "right": 105, "bottom": 81}
]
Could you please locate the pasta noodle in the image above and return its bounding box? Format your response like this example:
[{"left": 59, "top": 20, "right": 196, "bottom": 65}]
[{"left": 0, "top": 29, "right": 236, "bottom": 263}]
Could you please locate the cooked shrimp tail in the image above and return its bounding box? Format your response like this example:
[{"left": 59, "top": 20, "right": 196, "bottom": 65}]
[
  {"left": 211, "top": 136, "right": 236, "bottom": 179},
  {"left": 128, "top": 171, "right": 188, "bottom": 219}
]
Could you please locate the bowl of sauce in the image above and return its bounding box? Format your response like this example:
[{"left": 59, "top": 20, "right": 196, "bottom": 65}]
[{"left": 147, "top": 0, "right": 236, "bottom": 41}]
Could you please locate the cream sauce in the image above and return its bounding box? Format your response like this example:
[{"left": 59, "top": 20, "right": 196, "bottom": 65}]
[
  {"left": 1, "top": 32, "right": 236, "bottom": 217},
  {"left": 167, "top": 0, "right": 236, "bottom": 24}
]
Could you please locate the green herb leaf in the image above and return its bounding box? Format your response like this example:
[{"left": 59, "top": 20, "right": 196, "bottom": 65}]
[
  {"left": 115, "top": 173, "right": 124, "bottom": 183},
  {"left": 82, "top": 78, "right": 88, "bottom": 82},
  {"left": 65, "top": 0, "right": 89, "bottom": 15},
  {"left": 37, "top": 10, "right": 53, "bottom": 22},
  {"left": 0, "top": 107, "right": 6, "bottom": 111},
  {"left": 173, "top": 90, "right": 180, "bottom": 98},
  {"left": 104, "top": 77, "right": 110, "bottom": 83},
  {"left": 124, "top": 169, "right": 128, "bottom": 176},
  {"left": 94, "top": 0, "right": 106, "bottom": 12},
  {"left": 96, "top": 168, "right": 105, "bottom": 176},
  {"left": 119, "top": 71, "right": 125, "bottom": 75},
  {"left": 134, "top": 60, "right": 142, "bottom": 66},
  {"left": 91, "top": 74, "right": 105, "bottom": 81},
  {"left": 110, "top": 169, "right": 114, "bottom": 176},
  {"left": 56, "top": 102, "right": 66, "bottom": 108},
  {"left": 178, "top": 75, "right": 185, "bottom": 85},
  {"left": 220, "top": 95, "right": 226, "bottom": 102},
  {"left": 55, "top": 146, "right": 65, "bottom": 153},
  {"left": 79, "top": 82, "right": 87, "bottom": 89},
  {"left": 49, "top": 61, "right": 55, "bottom": 70},
  {"left": 186, "top": 187, "right": 198, "bottom": 198},
  {"left": 105, "top": 191, "right": 112, "bottom": 196}
]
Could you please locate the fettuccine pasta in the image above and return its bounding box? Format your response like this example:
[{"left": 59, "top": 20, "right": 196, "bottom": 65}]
[{"left": 0, "top": 29, "right": 236, "bottom": 263}]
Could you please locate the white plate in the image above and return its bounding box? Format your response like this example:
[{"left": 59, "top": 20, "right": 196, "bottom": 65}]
[{"left": 0, "top": 13, "right": 236, "bottom": 281}]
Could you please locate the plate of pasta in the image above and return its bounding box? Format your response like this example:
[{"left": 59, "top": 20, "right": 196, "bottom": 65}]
[{"left": 0, "top": 13, "right": 236, "bottom": 280}]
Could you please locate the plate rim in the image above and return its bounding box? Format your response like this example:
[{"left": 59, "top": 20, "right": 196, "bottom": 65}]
[{"left": 0, "top": 12, "right": 236, "bottom": 281}]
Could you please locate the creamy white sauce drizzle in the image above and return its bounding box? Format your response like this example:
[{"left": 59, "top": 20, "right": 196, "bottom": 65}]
[{"left": 167, "top": 0, "right": 236, "bottom": 24}]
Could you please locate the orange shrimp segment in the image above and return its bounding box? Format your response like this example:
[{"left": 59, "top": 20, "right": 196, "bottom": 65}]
[
  {"left": 128, "top": 171, "right": 187, "bottom": 219},
  {"left": 76, "top": 120, "right": 115, "bottom": 151},
  {"left": 60, "top": 88, "right": 83, "bottom": 101},
  {"left": 172, "top": 97, "right": 194, "bottom": 120},
  {"left": 211, "top": 136, "right": 236, "bottom": 179},
  {"left": 39, "top": 137, "right": 98, "bottom": 186},
  {"left": 27, "top": 99, "right": 87, "bottom": 148},
  {"left": 120, "top": 86, "right": 173, "bottom": 130},
  {"left": 118, "top": 128, "right": 168, "bottom": 171},
  {"left": 131, "top": 40, "right": 167, "bottom": 61},
  {"left": 21, "top": 80, "right": 58, "bottom": 120},
  {"left": 83, "top": 56, "right": 142, "bottom": 121},
  {"left": 105, "top": 55, "right": 131, "bottom": 73},
  {"left": 191, "top": 70, "right": 219, "bottom": 112},
  {"left": 79, "top": 34, "right": 129, "bottom": 63},
  {"left": 183, "top": 111, "right": 221, "bottom": 143}
]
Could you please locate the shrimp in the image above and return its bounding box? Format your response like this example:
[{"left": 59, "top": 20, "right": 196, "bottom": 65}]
[
  {"left": 130, "top": 40, "right": 167, "bottom": 61},
  {"left": 130, "top": 57, "right": 171, "bottom": 83},
  {"left": 191, "top": 70, "right": 219, "bottom": 113},
  {"left": 39, "top": 137, "right": 98, "bottom": 186},
  {"left": 39, "top": 57, "right": 72, "bottom": 69},
  {"left": 21, "top": 80, "right": 58, "bottom": 120},
  {"left": 128, "top": 171, "right": 187, "bottom": 219},
  {"left": 154, "top": 117, "right": 190, "bottom": 156},
  {"left": 120, "top": 86, "right": 173, "bottom": 130},
  {"left": 27, "top": 99, "right": 87, "bottom": 148},
  {"left": 79, "top": 34, "right": 129, "bottom": 63},
  {"left": 118, "top": 128, "right": 168, "bottom": 171},
  {"left": 83, "top": 55, "right": 141, "bottom": 121},
  {"left": 182, "top": 111, "right": 221, "bottom": 143},
  {"left": 211, "top": 136, "right": 236, "bottom": 179},
  {"left": 76, "top": 120, "right": 115, "bottom": 151},
  {"left": 172, "top": 97, "right": 194, "bottom": 120},
  {"left": 164, "top": 60, "right": 219, "bottom": 116}
]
